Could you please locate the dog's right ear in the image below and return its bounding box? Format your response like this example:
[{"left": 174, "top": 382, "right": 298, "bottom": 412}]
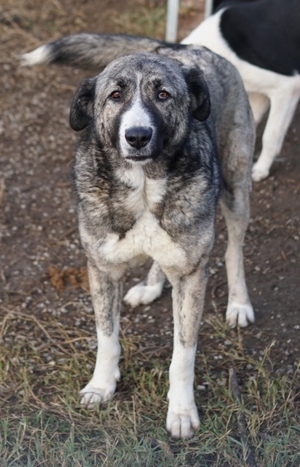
[{"left": 70, "top": 77, "right": 97, "bottom": 131}]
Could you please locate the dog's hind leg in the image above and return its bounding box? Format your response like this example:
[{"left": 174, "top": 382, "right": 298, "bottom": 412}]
[
  {"left": 80, "top": 261, "right": 123, "bottom": 408},
  {"left": 165, "top": 259, "right": 208, "bottom": 439},
  {"left": 220, "top": 187, "right": 254, "bottom": 328},
  {"left": 248, "top": 92, "right": 270, "bottom": 126},
  {"left": 252, "top": 88, "right": 300, "bottom": 181},
  {"left": 124, "top": 260, "right": 165, "bottom": 307}
]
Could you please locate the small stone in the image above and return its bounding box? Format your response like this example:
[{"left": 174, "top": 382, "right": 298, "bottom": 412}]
[{"left": 197, "top": 385, "right": 206, "bottom": 391}]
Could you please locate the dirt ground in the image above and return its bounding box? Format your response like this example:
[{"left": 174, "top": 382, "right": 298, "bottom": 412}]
[{"left": 1, "top": 0, "right": 300, "bottom": 406}]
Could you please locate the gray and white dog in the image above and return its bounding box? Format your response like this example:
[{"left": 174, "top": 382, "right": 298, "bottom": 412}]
[{"left": 23, "top": 39, "right": 255, "bottom": 438}]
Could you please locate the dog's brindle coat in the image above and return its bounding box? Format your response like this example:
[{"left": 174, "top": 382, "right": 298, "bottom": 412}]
[{"left": 66, "top": 49, "right": 255, "bottom": 439}]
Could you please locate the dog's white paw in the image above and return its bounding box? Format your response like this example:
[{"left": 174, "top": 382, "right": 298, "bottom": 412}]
[
  {"left": 124, "top": 282, "right": 163, "bottom": 307},
  {"left": 226, "top": 302, "right": 255, "bottom": 328},
  {"left": 80, "top": 378, "right": 118, "bottom": 408},
  {"left": 252, "top": 162, "right": 270, "bottom": 181},
  {"left": 166, "top": 401, "right": 200, "bottom": 439}
]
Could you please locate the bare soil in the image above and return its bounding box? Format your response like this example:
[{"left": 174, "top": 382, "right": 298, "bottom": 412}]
[{"left": 1, "top": 0, "right": 300, "bottom": 406}]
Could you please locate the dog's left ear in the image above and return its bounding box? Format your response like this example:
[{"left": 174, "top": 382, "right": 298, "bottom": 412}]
[
  {"left": 70, "top": 77, "right": 97, "bottom": 131},
  {"left": 183, "top": 68, "right": 211, "bottom": 121}
]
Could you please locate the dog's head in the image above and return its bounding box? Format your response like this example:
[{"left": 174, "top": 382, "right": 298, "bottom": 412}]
[{"left": 70, "top": 53, "right": 210, "bottom": 163}]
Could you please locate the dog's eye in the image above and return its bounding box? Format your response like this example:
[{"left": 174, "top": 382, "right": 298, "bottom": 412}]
[
  {"left": 110, "top": 91, "right": 121, "bottom": 100},
  {"left": 158, "top": 90, "right": 170, "bottom": 100}
]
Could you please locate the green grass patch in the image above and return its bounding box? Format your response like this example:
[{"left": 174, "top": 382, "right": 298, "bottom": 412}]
[{"left": 0, "top": 310, "right": 299, "bottom": 466}]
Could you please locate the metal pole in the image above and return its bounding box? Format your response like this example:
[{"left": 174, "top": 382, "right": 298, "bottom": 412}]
[
  {"left": 204, "top": 0, "right": 214, "bottom": 18},
  {"left": 165, "top": 0, "right": 180, "bottom": 42}
]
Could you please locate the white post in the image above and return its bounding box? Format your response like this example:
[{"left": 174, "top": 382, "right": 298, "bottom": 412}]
[
  {"left": 165, "top": 0, "right": 180, "bottom": 43},
  {"left": 204, "top": 0, "right": 214, "bottom": 18}
]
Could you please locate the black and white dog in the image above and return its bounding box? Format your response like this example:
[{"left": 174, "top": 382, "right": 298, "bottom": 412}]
[
  {"left": 182, "top": 0, "right": 300, "bottom": 181},
  {"left": 22, "top": 0, "right": 300, "bottom": 181},
  {"left": 23, "top": 43, "right": 255, "bottom": 437}
]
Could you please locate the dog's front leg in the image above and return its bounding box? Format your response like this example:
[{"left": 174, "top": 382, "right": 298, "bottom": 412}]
[
  {"left": 166, "top": 259, "right": 208, "bottom": 439},
  {"left": 80, "top": 261, "right": 123, "bottom": 408}
]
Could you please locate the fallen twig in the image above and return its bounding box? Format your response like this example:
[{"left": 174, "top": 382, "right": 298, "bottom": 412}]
[
  {"left": 0, "top": 178, "right": 5, "bottom": 207},
  {"left": 229, "top": 367, "right": 256, "bottom": 467}
]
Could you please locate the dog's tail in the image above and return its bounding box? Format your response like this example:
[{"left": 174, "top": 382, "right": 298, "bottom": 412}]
[{"left": 21, "top": 33, "right": 176, "bottom": 70}]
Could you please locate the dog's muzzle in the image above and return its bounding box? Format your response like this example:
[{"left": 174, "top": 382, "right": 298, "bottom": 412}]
[{"left": 125, "top": 127, "right": 153, "bottom": 150}]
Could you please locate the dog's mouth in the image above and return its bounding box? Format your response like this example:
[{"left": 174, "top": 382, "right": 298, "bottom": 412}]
[{"left": 125, "top": 155, "right": 152, "bottom": 162}]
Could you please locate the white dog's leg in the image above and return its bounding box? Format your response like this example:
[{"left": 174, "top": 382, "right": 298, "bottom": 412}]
[
  {"left": 248, "top": 92, "right": 270, "bottom": 125},
  {"left": 124, "top": 260, "right": 165, "bottom": 307},
  {"left": 252, "top": 90, "right": 300, "bottom": 181},
  {"left": 166, "top": 261, "right": 208, "bottom": 439},
  {"left": 221, "top": 190, "right": 254, "bottom": 328},
  {"left": 80, "top": 261, "right": 123, "bottom": 408}
]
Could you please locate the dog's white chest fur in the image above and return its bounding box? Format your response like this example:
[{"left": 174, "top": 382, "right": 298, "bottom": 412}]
[
  {"left": 100, "top": 210, "right": 187, "bottom": 268},
  {"left": 116, "top": 165, "right": 166, "bottom": 214},
  {"left": 81, "top": 165, "right": 188, "bottom": 270}
]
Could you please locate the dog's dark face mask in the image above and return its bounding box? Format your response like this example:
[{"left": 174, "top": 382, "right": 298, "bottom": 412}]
[{"left": 70, "top": 53, "right": 210, "bottom": 164}]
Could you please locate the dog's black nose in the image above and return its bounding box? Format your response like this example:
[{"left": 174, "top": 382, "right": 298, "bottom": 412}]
[{"left": 125, "top": 127, "right": 153, "bottom": 149}]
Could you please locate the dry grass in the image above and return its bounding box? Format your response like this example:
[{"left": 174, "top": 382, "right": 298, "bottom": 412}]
[
  {"left": 1, "top": 306, "right": 299, "bottom": 466},
  {"left": 110, "top": 0, "right": 167, "bottom": 38}
]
